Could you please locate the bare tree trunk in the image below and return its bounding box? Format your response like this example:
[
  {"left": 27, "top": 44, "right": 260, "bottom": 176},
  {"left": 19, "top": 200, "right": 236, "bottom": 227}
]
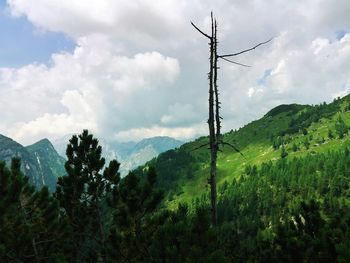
[
  {"left": 208, "top": 13, "right": 218, "bottom": 226},
  {"left": 214, "top": 20, "right": 221, "bottom": 141},
  {"left": 191, "top": 12, "right": 269, "bottom": 227}
]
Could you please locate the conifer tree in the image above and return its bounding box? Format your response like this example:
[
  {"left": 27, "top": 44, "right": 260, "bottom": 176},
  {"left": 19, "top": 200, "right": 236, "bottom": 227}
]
[
  {"left": 281, "top": 146, "right": 288, "bottom": 158},
  {"left": 56, "top": 130, "right": 120, "bottom": 263},
  {"left": 0, "top": 158, "right": 66, "bottom": 262},
  {"left": 108, "top": 167, "right": 163, "bottom": 262},
  {"left": 335, "top": 116, "right": 348, "bottom": 139}
]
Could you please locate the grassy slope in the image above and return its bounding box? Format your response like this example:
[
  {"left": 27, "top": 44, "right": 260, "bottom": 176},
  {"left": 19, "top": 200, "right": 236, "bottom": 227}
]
[{"left": 141, "top": 96, "right": 350, "bottom": 209}]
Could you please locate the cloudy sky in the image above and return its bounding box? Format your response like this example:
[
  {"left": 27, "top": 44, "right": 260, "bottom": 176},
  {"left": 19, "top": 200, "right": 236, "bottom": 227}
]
[{"left": 0, "top": 0, "right": 350, "bottom": 145}]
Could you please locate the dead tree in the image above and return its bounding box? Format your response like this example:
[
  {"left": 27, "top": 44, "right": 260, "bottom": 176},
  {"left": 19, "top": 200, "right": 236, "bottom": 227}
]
[{"left": 191, "top": 13, "right": 271, "bottom": 226}]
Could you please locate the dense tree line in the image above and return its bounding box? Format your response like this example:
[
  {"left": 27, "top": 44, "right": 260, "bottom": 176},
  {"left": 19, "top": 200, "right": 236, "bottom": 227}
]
[
  {"left": 0, "top": 131, "right": 163, "bottom": 262},
  {"left": 134, "top": 147, "right": 201, "bottom": 201},
  {"left": 1, "top": 130, "right": 350, "bottom": 262},
  {"left": 215, "top": 147, "right": 350, "bottom": 262},
  {"left": 280, "top": 99, "right": 342, "bottom": 137}
]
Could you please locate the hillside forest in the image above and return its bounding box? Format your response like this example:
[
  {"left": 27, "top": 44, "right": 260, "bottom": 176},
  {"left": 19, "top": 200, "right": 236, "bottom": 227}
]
[{"left": 2, "top": 95, "right": 350, "bottom": 262}]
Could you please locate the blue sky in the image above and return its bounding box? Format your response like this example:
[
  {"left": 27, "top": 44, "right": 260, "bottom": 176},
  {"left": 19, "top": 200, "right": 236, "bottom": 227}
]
[
  {"left": 0, "top": 0, "right": 74, "bottom": 67},
  {"left": 336, "top": 30, "right": 346, "bottom": 41}
]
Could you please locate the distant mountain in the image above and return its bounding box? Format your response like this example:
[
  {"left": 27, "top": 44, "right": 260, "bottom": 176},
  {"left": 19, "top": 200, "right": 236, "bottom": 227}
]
[
  {"left": 53, "top": 135, "right": 128, "bottom": 161},
  {"left": 26, "top": 138, "right": 66, "bottom": 189},
  {"left": 53, "top": 135, "right": 184, "bottom": 175},
  {"left": 132, "top": 136, "right": 184, "bottom": 153},
  {"left": 0, "top": 135, "right": 61, "bottom": 191},
  {"left": 120, "top": 136, "right": 184, "bottom": 174},
  {"left": 0, "top": 133, "right": 183, "bottom": 190}
]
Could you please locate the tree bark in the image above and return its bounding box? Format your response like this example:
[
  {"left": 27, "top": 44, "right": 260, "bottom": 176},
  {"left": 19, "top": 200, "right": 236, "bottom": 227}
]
[
  {"left": 192, "top": 12, "right": 269, "bottom": 227},
  {"left": 208, "top": 13, "right": 218, "bottom": 226}
]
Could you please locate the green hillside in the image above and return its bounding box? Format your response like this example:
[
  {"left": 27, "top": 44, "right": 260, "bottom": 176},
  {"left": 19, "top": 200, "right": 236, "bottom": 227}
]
[
  {"left": 3, "top": 111, "right": 350, "bottom": 261},
  {"left": 138, "top": 95, "right": 350, "bottom": 208}
]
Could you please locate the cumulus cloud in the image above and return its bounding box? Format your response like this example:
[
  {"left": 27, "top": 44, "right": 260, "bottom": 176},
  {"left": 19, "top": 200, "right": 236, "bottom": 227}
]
[
  {"left": 1, "top": 0, "right": 350, "bottom": 144},
  {"left": 0, "top": 35, "right": 180, "bottom": 144}
]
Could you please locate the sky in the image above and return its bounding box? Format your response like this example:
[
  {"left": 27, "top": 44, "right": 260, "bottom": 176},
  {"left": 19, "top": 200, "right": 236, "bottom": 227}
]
[{"left": 0, "top": 0, "right": 350, "bottom": 145}]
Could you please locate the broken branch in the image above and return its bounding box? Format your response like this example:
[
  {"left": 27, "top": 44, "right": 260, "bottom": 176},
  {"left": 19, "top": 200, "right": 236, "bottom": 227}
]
[
  {"left": 190, "top": 21, "right": 211, "bottom": 39},
  {"left": 190, "top": 142, "right": 210, "bottom": 152},
  {"left": 220, "top": 57, "right": 251, "bottom": 67},
  {"left": 219, "top": 38, "right": 273, "bottom": 58},
  {"left": 220, "top": 141, "right": 246, "bottom": 158}
]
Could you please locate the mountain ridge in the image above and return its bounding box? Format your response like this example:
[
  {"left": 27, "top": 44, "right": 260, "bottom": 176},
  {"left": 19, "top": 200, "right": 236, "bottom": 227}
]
[
  {"left": 26, "top": 138, "right": 66, "bottom": 190},
  {"left": 136, "top": 95, "right": 350, "bottom": 208},
  {"left": 53, "top": 135, "right": 184, "bottom": 175},
  {"left": 0, "top": 134, "right": 60, "bottom": 191}
]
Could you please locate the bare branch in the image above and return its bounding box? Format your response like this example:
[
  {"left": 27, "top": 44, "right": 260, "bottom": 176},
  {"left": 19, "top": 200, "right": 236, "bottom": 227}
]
[
  {"left": 190, "top": 143, "right": 210, "bottom": 152},
  {"left": 220, "top": 57, "right": 251, "bottom": 67},
  {"left": 220, "top": 141, "right": 246, "bottom": 158},
  {"left": 219, "top": 38, "right": 273, "bottom": 58},
  {"left": 190, "top": 21, "right": 211, "bottom": 39}
]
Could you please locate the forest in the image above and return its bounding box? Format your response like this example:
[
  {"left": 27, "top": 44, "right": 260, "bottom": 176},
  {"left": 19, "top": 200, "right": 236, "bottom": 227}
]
[
  {"left": 2, "top": 0, "right": 350, "bottom": 262},
  {"left": 1, "top": 129, "right": 350, "bottom": 262}
]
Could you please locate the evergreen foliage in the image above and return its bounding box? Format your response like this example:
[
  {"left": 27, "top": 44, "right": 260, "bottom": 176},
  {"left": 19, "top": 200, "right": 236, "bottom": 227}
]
[
  {"left": 215, "top": 148, "right": 350, "bottom": 262},
  {"left": 335, "top": 116, "right": 348, "bottom": 138},
  {"left": 0, "top": 158, "right": 67, "bottom": 262},
  {"left": 2, "top": 129, "right": 350, "bottom": 262}
]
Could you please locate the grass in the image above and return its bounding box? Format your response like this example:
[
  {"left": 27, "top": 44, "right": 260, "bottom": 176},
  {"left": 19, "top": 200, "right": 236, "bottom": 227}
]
[{"left": 162, "top": 97, "right": 350, "bottom": 209}]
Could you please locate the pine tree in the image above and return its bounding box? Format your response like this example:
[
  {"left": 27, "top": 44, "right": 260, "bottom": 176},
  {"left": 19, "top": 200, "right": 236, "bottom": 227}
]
[
  {"left": 328, "top": 129, "right": 334, "bottom": 139},
  {"left": 108, "top": 167, "right": 163, "bottom": 262},
  {"left": 55, "top": 130, "right": 120, "bottom": 263},
  {"left": 335, "top": 116, "right": 348, "bottom": 139},
  {"left": 304, "top": 137, "right": 310, "bottom": 150},
  {"left": 0, "top": 158, "right": 66, "bottom": 262},
  {"left": 281, "top": 146, "right": 288, "bottom": 158},
  {"left": 292, "top": 143, "right": 298, "bottom": 152}
]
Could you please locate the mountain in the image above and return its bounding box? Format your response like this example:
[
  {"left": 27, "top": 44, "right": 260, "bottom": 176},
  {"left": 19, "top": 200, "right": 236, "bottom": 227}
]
[
  {"left": 137, "top": 95, "right": 350, "bottom": 208},
  {"left": 0, "top": 135, "right": 64, "bottom": 191},
  {"left": 53, "top": 135, "right": 184, "bottom": 175},
  {"left": 26, "top": 138, "right": 66, "bottom": 189},
  {"left": 132, "top": 136, "right": 184, "bottom": 153},
  {"left": 120, "top": 136, "right": 184, "bottom": 174},
  {"left": 0, "top": 133, "right": 182, "bottom": 191}
]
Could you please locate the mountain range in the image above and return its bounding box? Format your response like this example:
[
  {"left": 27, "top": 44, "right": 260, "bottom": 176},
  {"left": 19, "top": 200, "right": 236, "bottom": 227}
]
[
  {"left": 0, "top": 134, "right": 184, "bottom": 190},
  {"left": 52, "top": 135, "right": 184, "bottom": 175}
]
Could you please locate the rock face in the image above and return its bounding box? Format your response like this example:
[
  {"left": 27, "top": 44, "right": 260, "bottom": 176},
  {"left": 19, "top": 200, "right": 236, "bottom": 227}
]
[
  {"left": 119, "top": 137, "right": 184, "bottom": 175},
  {"left": 53, "top": 135, "right": 184, "bottom": 176},
  {"left": 0, "top": 133, "right": 182, "bottom": 189},
  {"left": 26, "top": 138, "right": 66, "bottom": 190},
  {"left": 0, "top": 135, "right": 64, "bottom": 191}
]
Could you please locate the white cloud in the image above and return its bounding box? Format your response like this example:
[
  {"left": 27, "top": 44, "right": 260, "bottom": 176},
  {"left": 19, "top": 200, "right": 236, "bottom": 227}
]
[
  {"left": 247, "top": 87, "right": 264, "bottom": 98},
  {"left": 2, "top": 0, "right": 350, "bottom": 144},
  {"left": 311, "top": 38, "right": 330, "bottom": 54},
  {"left": 0, "top": 35, "right": 180, "bottom": 144},
  {"left": 160, "top": 103, "right": 200, "bottom": 126}
]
